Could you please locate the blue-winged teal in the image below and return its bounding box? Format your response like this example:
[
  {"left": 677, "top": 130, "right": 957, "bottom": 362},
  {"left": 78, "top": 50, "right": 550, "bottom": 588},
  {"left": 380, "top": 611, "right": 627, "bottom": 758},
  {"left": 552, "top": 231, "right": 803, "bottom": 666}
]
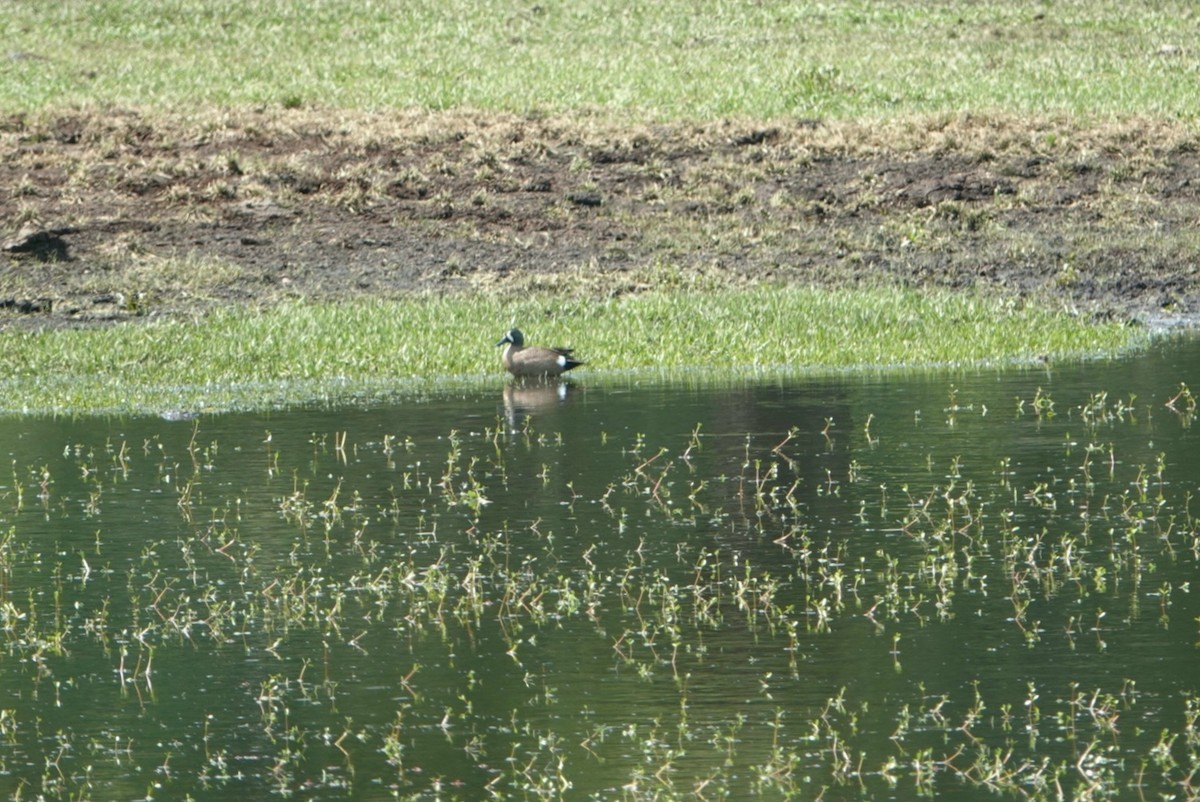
[{"left": 495, "top": 328, "right": 584, "bottom": 377}]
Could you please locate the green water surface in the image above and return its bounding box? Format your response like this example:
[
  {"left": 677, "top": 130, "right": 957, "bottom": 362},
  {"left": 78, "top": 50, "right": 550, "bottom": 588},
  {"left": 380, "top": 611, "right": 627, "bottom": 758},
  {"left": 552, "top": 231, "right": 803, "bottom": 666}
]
[{"left": 0, "top": 337, "right": 1198, "bottom": 801}]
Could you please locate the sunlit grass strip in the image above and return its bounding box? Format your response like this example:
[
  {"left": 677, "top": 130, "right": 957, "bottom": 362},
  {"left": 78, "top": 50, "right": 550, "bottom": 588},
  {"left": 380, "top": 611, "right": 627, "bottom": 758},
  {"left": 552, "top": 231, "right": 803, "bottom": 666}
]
[
  {"left": 0, "top": 288, "right": 1144, "bottom": 415},
  {"left": 2, "top": 0, "right": 1198, "bottom": 120}
]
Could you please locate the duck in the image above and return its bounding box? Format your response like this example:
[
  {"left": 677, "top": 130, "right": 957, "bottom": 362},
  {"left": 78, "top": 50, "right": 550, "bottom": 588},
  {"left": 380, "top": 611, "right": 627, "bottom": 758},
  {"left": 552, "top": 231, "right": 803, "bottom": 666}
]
[{"left": 495, "top": 328, "right": 584, "bottom": 378}]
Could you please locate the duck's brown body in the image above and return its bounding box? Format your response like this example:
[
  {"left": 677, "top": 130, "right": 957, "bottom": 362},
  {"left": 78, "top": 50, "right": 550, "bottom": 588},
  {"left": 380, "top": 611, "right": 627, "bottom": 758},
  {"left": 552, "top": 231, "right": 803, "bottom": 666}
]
[{"left": 496, "top": 328, "right": 584, "bottom": 378}]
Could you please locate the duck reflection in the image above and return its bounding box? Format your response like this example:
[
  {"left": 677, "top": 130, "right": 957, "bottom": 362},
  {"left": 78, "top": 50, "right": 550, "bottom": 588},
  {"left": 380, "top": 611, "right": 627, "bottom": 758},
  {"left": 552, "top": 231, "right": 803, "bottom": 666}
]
[{"left": 502, "top": 380, "right": 576, "bottom": 429}]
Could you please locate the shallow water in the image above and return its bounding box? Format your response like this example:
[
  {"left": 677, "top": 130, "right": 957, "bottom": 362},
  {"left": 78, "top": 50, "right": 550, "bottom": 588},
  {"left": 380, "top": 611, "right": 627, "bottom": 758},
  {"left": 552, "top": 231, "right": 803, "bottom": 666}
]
[{"left": 1, "top": 337, "right": 1198, "bottom": 800}]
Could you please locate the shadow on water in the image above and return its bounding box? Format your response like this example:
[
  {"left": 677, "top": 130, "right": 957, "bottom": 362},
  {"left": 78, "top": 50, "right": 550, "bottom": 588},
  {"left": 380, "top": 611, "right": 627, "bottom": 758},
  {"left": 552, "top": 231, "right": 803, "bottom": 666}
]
[{"left": 0, "top": 335, "right": 1197, "bottom": 800}]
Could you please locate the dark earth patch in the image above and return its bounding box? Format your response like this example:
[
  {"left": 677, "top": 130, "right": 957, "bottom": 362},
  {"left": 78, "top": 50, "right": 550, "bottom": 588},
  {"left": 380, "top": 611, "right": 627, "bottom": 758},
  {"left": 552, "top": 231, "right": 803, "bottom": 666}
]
[{"left": 2, "top": 109, "right": 1199, "bottom": 329}]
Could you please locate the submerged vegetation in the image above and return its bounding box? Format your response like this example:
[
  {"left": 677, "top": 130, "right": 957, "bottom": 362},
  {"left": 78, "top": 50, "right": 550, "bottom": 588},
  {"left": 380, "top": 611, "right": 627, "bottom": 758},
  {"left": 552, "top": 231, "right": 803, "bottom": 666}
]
[
  {"left": 0, "top": 360, "right": 1197, "bottom": 800},
  {"left": 0, "top": 287, "right": 1142, "bottom": 415}
]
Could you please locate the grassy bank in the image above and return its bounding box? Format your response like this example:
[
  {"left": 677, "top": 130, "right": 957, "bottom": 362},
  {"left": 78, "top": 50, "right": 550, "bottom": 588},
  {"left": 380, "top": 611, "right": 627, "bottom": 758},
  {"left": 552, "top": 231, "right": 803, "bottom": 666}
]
[
  {"left": 0, "top": 288, "right": 1142, "bottom": 416},
  {"left": 3, "top": 1, "right": 1198, "bottom": 120},
  {"left": 0, "top": 2, "right": 1185, "bottom": 415}
]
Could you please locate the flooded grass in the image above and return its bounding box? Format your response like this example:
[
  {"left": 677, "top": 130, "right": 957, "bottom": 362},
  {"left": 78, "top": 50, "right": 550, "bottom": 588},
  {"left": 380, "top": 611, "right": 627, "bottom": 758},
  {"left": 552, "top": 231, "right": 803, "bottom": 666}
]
[
  {"left": 0, "top": 344, "right": 1197, "bottom": 800},
  {"left": 0, "top": 288, "right": 1143, "bottom": 415}
]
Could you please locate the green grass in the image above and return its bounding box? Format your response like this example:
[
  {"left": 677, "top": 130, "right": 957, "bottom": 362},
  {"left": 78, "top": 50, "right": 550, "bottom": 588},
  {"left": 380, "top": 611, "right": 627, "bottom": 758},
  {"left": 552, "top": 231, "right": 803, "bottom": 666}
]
[
  {"left": 0, "top": 2, "right": 1177, "bottom": 416},
  {"left": 0, "top": 289, "right": 1144, "bottom": 416},
  {"left": 2, "top": 0, "right": 1197, "bottom": 120}
]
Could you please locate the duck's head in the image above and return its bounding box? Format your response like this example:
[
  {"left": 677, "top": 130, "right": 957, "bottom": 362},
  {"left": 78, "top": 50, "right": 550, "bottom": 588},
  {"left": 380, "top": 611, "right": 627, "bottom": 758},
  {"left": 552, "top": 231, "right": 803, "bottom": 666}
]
[{"left": 496, "top": 328, "right": 525, "bottom": 347}]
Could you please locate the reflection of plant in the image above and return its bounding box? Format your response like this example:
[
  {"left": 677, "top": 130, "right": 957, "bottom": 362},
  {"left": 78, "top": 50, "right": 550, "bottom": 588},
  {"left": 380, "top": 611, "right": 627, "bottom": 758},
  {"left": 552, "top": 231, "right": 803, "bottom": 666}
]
[
  {"left": 1017, "top": 386, "right": 1056, "bottom": 419},
  {"left": 1166, "top": 382, "right": 1197, "bottom": 427}
]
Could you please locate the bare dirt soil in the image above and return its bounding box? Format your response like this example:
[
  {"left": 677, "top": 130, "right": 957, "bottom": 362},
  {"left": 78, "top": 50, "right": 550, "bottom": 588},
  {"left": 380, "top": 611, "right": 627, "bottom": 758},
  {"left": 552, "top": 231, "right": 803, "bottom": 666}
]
[{"left": 3, "top": 109, "right": 1199, "bottom": 330}]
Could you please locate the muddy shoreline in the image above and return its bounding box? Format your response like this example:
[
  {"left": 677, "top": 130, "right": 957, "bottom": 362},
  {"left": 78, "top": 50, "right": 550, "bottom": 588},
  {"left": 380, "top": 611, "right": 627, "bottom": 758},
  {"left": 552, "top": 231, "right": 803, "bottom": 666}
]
[{"left": 3, "top": 110, "right": 1199, "bottom": 331}]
